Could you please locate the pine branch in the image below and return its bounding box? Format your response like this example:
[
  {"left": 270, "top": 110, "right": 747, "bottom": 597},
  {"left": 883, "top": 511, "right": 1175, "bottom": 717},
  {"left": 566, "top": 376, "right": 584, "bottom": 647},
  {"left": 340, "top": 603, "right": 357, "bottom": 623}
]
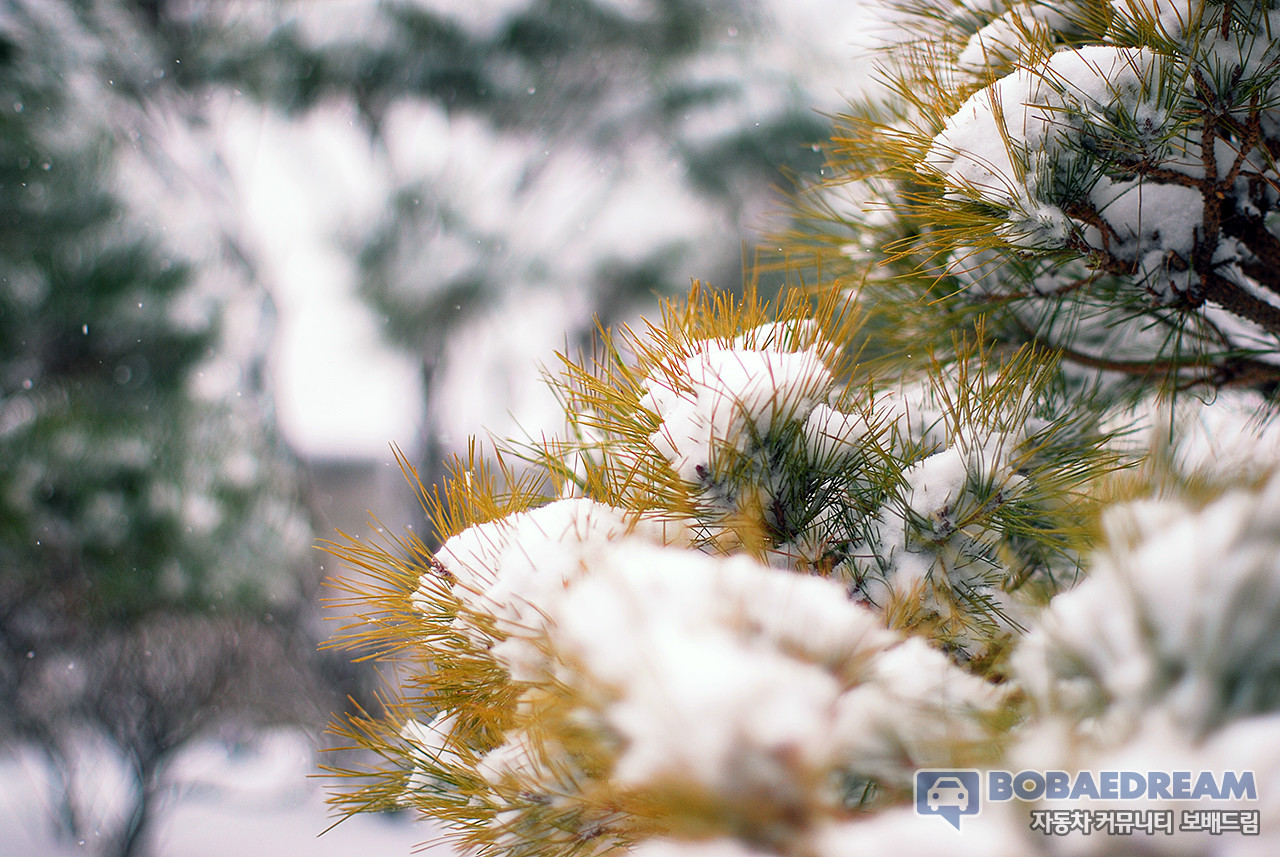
[{"left": 1194, "top": 269, "right": 1280, "bottom": 337}]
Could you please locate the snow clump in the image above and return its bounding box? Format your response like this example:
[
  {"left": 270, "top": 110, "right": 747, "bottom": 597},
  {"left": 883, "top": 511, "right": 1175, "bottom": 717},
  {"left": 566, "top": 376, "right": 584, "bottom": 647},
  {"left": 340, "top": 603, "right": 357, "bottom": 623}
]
[
  {"left": 1014, "top": 471, "right": 1280, "bottom": 738},
  {"left": 411, "top": 497, "right": 1007, "bottom": 835},
  {"left": 926, "top": 45, "right": 1211, "bottom": 300},
  {"left": 638, "top": 338, "right": 835, "bottom": 486}
]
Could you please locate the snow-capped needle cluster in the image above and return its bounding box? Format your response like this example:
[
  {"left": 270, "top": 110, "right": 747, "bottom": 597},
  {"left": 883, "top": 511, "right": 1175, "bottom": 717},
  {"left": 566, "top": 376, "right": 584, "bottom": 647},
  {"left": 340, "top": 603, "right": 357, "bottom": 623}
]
[
  {"left": 808, "top": 0, "right": 1280, "bottom": 389},
  {"left": 326, "top": 2, "right": 1280, "bottom": 856}
]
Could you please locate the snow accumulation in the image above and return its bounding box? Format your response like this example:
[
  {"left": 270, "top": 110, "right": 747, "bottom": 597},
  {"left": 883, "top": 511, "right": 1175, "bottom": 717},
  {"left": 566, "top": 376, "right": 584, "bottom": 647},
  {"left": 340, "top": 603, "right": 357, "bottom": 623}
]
[
  {"left": 1012, "top": 711, "right": 1280, "bottom": 857},
  {"left": 1015, "top": 471, "right": 1280, "bottom": 738},
  {"left": 639, "top": 343, "right": 834, "bottom": 485},
  {"left": 1105, "top": 390, "right": 1280, "bottom": 480},
  {"left": 625, "top": 321, "right": 1050, "bottom": 637},
  {"left": 802, "top": 402, "right": 870, "bottom": 464},
  {"left": 632, "top": 321, "right": 868, "bottom": 553},
  {"left": 710, "top": 467, "right": 1280, "bottom": 856},
  {"left": 927, "top": 46, "right": 1179, "bottom": 254},
  {"left": 416, "top": 497, "right": 1006, "bottom": 812},
  {"left": 796, "top": 477, "right": 1280, "bottom": 857},
  {"left": 955, "top": 4, "right": 1082, "bottom": 75},
  {"left": 928, "top": 0, "right": 1280, "bottom": 307},
  {"left": 402, "top": 289, "right": 1280, "bottom": 857},
  {"left": 425, "top": 497, "right": 686, "bottom": 679},
  {"left": 382, "top": 1, "right": 1280, "bottom": 854}
]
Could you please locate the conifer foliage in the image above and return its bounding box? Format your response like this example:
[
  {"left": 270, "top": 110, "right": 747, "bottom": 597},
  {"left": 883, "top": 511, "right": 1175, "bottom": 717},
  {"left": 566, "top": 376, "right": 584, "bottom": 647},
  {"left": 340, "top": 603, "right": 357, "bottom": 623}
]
[{"left": 328, "top": 1, "right": 1280, "bottom": 855}]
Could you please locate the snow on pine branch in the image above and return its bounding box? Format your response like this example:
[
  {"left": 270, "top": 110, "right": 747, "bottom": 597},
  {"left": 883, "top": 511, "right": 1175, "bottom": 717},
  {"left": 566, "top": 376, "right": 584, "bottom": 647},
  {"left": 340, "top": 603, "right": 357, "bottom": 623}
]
[
  {"left": 1015, "top": 473, "right": 1280, "bottom": 738},
  {"left": 926, "top": 45, "right": 1198, "bottom": 288},
  {"left": 326, "top": 4, "right": 1280, "bottom": 855},
  {"left": 638, "top": 342, "right": 835, "bottom": 488},
  {"left": 569, "top": 307, "right": 1101, "bottom": 655},
  {"left": 404, "top": 495, "right": 1007, "bottom": 852},
  {"left": 815, "top": 0, "right": 1280, "bottom": 386}
]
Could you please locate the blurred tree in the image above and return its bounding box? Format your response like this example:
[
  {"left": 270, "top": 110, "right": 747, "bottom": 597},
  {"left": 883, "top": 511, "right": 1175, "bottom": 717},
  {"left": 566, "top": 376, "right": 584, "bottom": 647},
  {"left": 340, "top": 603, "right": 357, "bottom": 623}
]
[
  {"left": 0, "top": 3, "right": 322, "bottom": 855},
  {"left": 146, "top": 0, "right": 837, "bottom": 507}
]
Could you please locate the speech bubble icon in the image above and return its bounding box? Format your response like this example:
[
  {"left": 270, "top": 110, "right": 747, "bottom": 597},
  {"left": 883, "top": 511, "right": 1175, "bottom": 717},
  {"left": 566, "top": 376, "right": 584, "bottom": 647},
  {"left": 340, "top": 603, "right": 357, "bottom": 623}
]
[{"left": 915, "top": 770, "right": 980, "bottom": 832}]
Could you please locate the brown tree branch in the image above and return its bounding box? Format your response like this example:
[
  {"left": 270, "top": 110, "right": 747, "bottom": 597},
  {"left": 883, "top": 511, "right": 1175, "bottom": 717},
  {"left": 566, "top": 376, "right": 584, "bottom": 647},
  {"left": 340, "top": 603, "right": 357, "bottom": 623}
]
[
  {"left": 1111, "top": 160, "right": 1205, "bottom": 189},
  {"left": 1063, "top": 200, "right": 1127, "bottom": 264},
  {"left": 1221, "top": 106, "right": 1262, "bottom": 188},
  {"left": 1014, "top": 314, "right": 1280, "bottom": 389},
  {"left": 1223, "top": 211, "right": 1280, "bottom": 297},
  {"left": 1196, "top": 269, "right": 1280, "bottom": 337}
]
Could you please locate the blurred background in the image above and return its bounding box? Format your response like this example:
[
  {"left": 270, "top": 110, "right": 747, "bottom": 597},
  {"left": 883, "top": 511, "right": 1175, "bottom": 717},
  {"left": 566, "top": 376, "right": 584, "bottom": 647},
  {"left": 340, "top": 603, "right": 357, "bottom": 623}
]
[{"left": 0, "top": 1, "right": 872, "bottom": 854}]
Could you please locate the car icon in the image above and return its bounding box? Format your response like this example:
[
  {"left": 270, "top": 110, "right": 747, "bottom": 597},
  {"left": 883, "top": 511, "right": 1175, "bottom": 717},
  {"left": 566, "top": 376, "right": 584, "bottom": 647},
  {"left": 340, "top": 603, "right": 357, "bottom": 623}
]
[{"left": 927, "top": 777, "right": 969, "bottom": 811}]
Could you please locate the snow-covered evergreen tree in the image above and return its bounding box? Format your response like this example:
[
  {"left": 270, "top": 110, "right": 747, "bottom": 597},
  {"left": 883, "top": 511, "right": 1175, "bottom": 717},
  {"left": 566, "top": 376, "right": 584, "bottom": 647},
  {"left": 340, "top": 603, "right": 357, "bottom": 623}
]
[{"left": 328, "top": 1, "right": 1280, "bottom": 855}]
